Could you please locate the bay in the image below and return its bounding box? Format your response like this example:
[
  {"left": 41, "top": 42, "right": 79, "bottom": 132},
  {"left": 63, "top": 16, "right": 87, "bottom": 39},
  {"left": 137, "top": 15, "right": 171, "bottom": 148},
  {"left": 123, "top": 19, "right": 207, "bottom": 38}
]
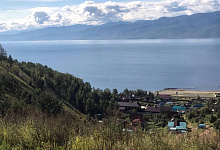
[{"left": 1, "top": 39, "right": 220, "bottom": 92}]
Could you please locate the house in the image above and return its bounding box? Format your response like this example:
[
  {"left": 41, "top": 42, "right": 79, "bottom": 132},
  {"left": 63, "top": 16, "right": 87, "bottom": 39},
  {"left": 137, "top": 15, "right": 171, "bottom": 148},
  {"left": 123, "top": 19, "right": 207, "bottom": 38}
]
[
  {"left": 198, "top": 124, "right": 206, "bottom": 129},
  {"left": 168, "top": 121, "right": 175, "bottom": 128},
  {"left": 145, "top": 105, "right": 160, "bottom": 114},
  {"left": 158, "top": 105, "right": 178, "bottom": 117},
  {"left": 158, "top": 94, "right": 172, "bottom": 101},
  {"left": 193, "top": 104, "right": 204, "bottom": 108},
  {"left": 166, "top": 102, "right": 173, "bottom": 105},
  {"left": 168, "top": 121, "right": 187, "bottom": 133},
  {"left": 214, "top": 93, "right": 220, "bottom": 97},
  {"left": 117, "top": 102, "right": 141, "bottom": 111},
  {"left": 188, "top": 107, "right": 197, "bottom": 111},
  {"left": 157, "top": 105, "right": 172, "bottom": 113},
  {"left": 172, "top": 106, "right": 186, "bottom": 113},
  {"left": 144, "top": 105, "right": 178, "bottom": 117},
  {"left": 159, "top": 102, "right": 165, "bottom": 106}
]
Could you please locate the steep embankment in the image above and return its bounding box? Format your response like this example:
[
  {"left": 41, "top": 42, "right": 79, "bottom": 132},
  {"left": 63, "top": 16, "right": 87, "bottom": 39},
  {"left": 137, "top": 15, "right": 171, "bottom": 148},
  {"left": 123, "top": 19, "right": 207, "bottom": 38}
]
[
  {"left": 0, "top": 46, "right": 118, "bottom": 118},
  {"left": 0, "top": 57, "right": 85, "bottom": 117}
]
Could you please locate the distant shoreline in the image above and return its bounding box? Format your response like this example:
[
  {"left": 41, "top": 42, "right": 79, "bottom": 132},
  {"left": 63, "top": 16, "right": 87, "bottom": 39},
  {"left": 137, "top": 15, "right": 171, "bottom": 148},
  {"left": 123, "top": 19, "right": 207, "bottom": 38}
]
[
  {"left": 1, "top": 38, "right": 220, "bottom": 43},
  {"left": 156, "top": 89, "right": 220, "bottom": 98}
]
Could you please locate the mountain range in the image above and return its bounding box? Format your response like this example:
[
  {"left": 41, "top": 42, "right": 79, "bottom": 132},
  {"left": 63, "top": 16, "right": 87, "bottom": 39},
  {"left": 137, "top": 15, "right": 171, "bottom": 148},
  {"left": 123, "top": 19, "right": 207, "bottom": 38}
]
[{"left": 0, "top": 11, "right": 220, "bottom": 41}]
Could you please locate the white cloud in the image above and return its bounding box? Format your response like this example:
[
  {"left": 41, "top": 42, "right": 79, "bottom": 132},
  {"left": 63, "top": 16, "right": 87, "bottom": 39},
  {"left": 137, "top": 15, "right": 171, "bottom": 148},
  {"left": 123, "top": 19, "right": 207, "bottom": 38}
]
[
  {"left": 14, "top": 0, "right": 61, "bottom": 1},
  {"left": 30, "top": 7, "right": 59, "bottom": 13},
  {"left": 32, "top": 12, "right": 50, "bottom": 24},
  {"left": 1, "top": 0, "right": 220, "bottom": 32}
]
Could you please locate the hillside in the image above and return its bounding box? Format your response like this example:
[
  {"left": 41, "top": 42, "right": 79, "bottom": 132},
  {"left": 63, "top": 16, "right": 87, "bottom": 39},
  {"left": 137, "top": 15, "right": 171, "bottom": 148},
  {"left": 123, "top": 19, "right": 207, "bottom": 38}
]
[
  {"left": 0, "top": 45, "right": 118, "bottom": 118},
  {"left": 0, "top": 11, "right": 220, "bottom": 41},
  {"left": 0, "top": 55, "right": 82, "bottom": 117}
]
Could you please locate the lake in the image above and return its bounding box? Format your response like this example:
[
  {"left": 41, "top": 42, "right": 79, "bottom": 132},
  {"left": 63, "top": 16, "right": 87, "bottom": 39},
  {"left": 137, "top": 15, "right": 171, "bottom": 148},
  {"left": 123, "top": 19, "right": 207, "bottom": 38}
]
[{"left": 1, "top": 39, "right": 220, "bottom": 92}]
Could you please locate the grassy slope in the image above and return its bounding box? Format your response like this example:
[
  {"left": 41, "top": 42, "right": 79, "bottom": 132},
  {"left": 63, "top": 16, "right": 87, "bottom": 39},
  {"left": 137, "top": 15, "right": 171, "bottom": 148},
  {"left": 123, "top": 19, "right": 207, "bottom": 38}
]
[{"left": 0, "top": 61, "right": 85, "bottom": 118}]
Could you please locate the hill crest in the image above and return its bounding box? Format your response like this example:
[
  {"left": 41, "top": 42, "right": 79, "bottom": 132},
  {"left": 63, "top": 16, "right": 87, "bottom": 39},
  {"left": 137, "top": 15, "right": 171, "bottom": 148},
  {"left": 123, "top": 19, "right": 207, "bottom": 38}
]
[{"left": 0, "top": 11, "right": 220, "bottom": 40}]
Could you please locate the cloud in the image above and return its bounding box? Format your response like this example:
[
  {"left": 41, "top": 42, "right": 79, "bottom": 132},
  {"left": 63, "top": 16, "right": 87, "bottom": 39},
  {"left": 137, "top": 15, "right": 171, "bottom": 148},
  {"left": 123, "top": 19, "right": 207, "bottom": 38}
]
[
  {"left": 31, "top": 12, "right": 50, "bottom": 24},
  {"left": 1, "top": 0, "right": 220, "bottom": 32},
  {"left": 14, "top": 0, "right": 61, "bottom": 1}
]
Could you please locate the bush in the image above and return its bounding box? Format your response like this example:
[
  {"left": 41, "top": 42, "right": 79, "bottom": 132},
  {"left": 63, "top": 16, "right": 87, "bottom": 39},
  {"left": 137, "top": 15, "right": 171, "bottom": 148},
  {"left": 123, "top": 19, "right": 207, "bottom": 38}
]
[
  {"left": 199, "top": 120, "right": 205, "bottom": 124},
  {"left": 217, "top": 110, "right": 220, "bottom": 118},
  {"left": 214, "top": 120, "right": 220, "bottom": 131},
  {"left": 210, "top": 114, "right": 216, "bottom": 123},
  {"left": 1, "top": 113, "right": 220, "bottom": 150},
  {"left": 195, "top": 117, "right": 200, "bottom": 123}
]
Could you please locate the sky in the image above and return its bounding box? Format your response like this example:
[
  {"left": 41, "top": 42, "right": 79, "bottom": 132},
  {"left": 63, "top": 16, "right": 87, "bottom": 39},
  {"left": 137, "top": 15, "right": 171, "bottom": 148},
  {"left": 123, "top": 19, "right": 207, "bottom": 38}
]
[{"left": 0, "top": 0, "right": 220, "bottom": 32}]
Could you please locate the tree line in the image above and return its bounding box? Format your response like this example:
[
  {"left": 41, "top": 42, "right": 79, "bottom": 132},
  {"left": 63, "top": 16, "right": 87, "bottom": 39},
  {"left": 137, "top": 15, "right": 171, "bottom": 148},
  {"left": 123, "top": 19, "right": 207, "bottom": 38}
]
[{"left": 0, "top": 44, "right": 123, "bottom": 117}]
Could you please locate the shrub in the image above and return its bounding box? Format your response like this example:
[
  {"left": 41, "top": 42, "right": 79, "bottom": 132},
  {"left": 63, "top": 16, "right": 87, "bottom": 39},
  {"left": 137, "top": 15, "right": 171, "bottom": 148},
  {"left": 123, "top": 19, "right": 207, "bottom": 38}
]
[
  {"left": 210, "top": 114, "right": 216, "bottom": 123},
  {"left": 214, "top": 120, "right": 220, "bottom": 131}
]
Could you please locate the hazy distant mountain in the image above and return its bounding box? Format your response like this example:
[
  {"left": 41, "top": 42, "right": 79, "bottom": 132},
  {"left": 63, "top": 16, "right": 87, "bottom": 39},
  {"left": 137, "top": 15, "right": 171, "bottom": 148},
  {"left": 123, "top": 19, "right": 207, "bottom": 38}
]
[{"left": 0, "top": 11, "right": 220, "bottom": 41}]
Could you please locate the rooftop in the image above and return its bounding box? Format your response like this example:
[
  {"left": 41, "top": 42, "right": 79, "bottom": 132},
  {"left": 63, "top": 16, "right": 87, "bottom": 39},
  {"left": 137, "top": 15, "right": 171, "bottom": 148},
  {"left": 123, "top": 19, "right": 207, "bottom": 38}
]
[
  {"left": 145, "top": 106, "right": 160, "bottom": 113},
  {"left": 158, "top": 105, "right": 172, "bottom": 112},
  {"left": 172, "top": 106, "right": 186, "bottom": 112},
  {"left": 117, "top": 102, "right": 140, "bottom": 107},
  {"left": 168, "top": 121, "right": 174, "bottom": 127},
  {"left": 193, "top": 104, "right": 204, "bottom": 108},
  {"left": 168, "top": 121, "right": 186, "bottom": 130}
]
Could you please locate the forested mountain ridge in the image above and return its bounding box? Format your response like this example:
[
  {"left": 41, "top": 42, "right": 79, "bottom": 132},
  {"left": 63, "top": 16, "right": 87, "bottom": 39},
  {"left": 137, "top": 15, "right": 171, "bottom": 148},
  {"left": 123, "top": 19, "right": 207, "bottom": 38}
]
[
  {"left": 0, "top": 45, "right": 118, "bottom": 117},
  {"left": 0, "top": 11, "right": 219, "bottom": 41}
]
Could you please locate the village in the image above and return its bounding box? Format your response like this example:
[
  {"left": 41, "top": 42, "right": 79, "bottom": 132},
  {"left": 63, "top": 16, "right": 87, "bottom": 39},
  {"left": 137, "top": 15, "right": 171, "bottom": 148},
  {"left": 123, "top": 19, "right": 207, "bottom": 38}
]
[{"left": 116, "top": 89, "right": 220, "bottom": 133}]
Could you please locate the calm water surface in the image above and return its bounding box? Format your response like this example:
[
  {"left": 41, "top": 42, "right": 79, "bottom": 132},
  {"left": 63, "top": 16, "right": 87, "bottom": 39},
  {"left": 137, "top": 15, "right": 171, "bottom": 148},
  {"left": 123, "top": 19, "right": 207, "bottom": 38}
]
[{"left": 1, "top": 39, "right": 220, "bottom": 92}]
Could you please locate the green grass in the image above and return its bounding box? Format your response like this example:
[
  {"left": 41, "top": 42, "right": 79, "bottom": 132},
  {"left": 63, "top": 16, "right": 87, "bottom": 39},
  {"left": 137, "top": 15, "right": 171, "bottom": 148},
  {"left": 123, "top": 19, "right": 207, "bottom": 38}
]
[
  {"left": 9, "top": 72, "right": 33, "bottom": 89},
  {"left": 62, "top": 100, "right": 86, "bottom": 118},
  {"left": 0, "top": 62, "right": 32, "bottom": 90}
]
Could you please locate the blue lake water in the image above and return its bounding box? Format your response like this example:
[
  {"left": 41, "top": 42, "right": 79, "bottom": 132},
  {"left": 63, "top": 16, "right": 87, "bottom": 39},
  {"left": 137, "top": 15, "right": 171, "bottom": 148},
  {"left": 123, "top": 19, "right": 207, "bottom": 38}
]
[{"left": 1, "top": 39, "right": 220, "bottom": 92}]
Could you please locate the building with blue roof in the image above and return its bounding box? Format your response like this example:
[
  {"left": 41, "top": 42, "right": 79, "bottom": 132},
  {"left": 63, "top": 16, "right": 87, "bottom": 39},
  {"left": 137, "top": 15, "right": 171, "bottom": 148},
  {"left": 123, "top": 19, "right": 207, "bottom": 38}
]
[
  {"left": 193, "top": 104, "right": 204, "bottom": 108},
  {"left": 198, "top": 124, "right": 206, "bottom": 129},
  {"left": 168, "top": 121, "right": 187, "bottom": 133},
  {"left": 176, "top": 122, "right": 186, "bottom": 130},
  {"left": 179, "top": 122, "right": 186, "bottom": 128},
  {"left": 168, "top": 121, "right": 174, "bottom": 128},
  {"left": 172, "top": 106, "right": 186, "bottom": 113}
]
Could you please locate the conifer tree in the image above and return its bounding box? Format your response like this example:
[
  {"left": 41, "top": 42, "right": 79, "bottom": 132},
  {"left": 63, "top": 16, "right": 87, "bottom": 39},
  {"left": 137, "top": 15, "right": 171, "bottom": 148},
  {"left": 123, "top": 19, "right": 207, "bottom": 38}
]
[{"left": 0, "top": 44, "right": 7, "bottom": 60}]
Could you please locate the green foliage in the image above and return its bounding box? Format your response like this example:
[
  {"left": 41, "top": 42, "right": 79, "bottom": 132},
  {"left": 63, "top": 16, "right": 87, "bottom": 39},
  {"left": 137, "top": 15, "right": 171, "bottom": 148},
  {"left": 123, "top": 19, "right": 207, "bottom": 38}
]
[
  {"left": 217, "top": 109, "right": 220, "bottom": 118},
  {"left": 148, "top": 91, "right": 155, "bottom": 100},
  {"left": 8, "top": 55, "right": 13, "bottom": 67},
  {"left": 186, "top": 99, "right": 220, "bottom": 128},
  {"left": 0, "top": 98, "right": 10, "bottom": 116},
  {"left": 38, "top": 92, "right": 63, "bottom": 116},
  {"left": 209, "top": 113, "right": 216, "bottom": 123},
  {"left": 214, "top": 120, "right": 220, "bottom": 131},
  {"left": 113, "top": 89, "right": 118, "bottom": 95},
  {"left": 0, "top": 44, "right": 7, "bottom": 61},
  {"left": 135, "top": 89, "right": 147, "bottom": 97}
]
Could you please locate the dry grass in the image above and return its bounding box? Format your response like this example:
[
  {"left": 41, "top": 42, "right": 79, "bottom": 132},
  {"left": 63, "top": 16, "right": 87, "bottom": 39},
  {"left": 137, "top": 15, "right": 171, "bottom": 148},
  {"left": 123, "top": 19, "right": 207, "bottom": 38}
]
[{"left": 1, "top": 109, "right": 220, "bottom": 150}]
